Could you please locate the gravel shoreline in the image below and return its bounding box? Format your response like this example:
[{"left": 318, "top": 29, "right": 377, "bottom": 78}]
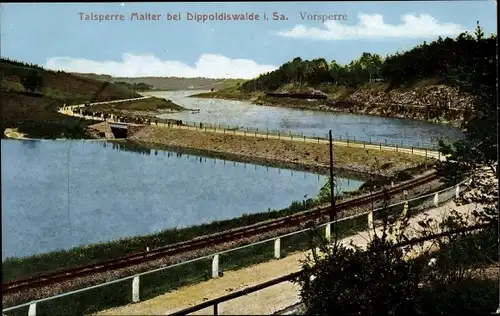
[{"left": 129, "top": 126, "right": 428, "bottom": 178}]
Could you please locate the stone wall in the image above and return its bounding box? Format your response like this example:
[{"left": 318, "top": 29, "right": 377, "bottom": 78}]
[
  {"left": 86, "top": 122, "right": 115, "bottom": 139},
  {"left": 127, "top": 125, "right": 146, "bottom": 138}
]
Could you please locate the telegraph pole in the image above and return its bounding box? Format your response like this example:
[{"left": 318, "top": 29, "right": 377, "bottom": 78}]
[{"left": 329, "top": 130, "right": 335, "bottom": 222}]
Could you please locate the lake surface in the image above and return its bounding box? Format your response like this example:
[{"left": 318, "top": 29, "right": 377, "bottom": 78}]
[
  {"left": 1, "top": 139, "right": 362, "bottom": 259},
  {"left": 147, "top": 90, "right": 464, "bottom": 149}
]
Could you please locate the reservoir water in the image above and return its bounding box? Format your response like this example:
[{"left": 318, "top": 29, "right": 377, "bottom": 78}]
[
  {"left": 1, "top": 139, "right": 362, "bottom": 259},
  {"left": 148, "top": 90, "right": 464, "bottom": 148}
]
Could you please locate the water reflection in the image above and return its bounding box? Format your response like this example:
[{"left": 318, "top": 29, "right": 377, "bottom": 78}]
[
  {"left": 146, "top": 90, "right": 463, "bottom": 148},
  {"left": 2, "top": 139, "right": 363, "bottom": 259}
]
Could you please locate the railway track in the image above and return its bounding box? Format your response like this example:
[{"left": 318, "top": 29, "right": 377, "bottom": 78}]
[{"left": 3, "top": 171, "right": 439, "bottom": 294}]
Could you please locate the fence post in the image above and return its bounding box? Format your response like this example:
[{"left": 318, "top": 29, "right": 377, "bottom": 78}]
[
  {"left": 304, "top": 136, "right": 306, "bottom": 142},
  {"left": 396, "top": 145, "right": 398, "bottom": 152},
  {"left": 278, "top": 132, "right": 280, "bottom": 139},
  {"left": 379, "top": 143, "right": 382, "bottom": 150},
  {"left": 368, "top": 212, "right": 374, "bottom": 231},
  {"left": 425, "top": 149, "right": 428, "bottom": 157},
  {"left": 132, "top": 275, "right": 140, "bottom": 302},
  {"left": 411, "top": 147, "right": 414, "bottom": 154},
  {"left": 28, "top": 303, "right": 37, "bottom": 316},
  {"left": 433, "top": 193, "right": 439, "bottom": 207},
  {"left": 212, "top": 254, "right": 219, "bottom": 278},
  {"left": 363, "top": 141, "right": 366, "bottom": 148},
  {"left": 274, "top": 238, "right": 281, "bottom": 259},
  {"left": 325, "top": 223, "right": 331, "bottom": 241},
  {"left": 455, "top": 184, "right": 460, "bottom": 198}
]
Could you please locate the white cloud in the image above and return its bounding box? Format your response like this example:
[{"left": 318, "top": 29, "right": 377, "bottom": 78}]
[
  {"left": 44, "top": 54, "right": 277, "bottom": 79},
  {"left": 276, "top": 13, "right": 468, "bottom": 40}
]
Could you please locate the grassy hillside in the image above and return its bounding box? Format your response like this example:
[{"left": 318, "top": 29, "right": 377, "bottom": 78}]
[
  {"left": 86, "top": 96, "right": 187, "bottom": 114},
  {"left": 1, "top": 58, "right": 141, "bottom": 138},
  {"left": 71, "top": 72, "right": 246, "bottom": 91}
]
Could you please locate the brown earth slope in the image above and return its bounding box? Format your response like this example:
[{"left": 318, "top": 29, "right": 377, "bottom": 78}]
[{"left": 1, "top": 60, "right": 140, "bottom": 138}]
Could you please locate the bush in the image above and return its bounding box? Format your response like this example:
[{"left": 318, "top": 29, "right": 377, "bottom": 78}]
[{"left": 297, "top": 235, "right": 422, "bottom": 315}]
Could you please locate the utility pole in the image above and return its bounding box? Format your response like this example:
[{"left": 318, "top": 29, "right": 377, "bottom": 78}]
[{"left": 329, "top": 130, "right": 335, "bottom": 222}]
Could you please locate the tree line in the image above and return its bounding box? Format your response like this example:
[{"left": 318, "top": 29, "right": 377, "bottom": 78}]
[
  {"left": 114, "top": 81, "right": 154, "bottom": 92},
  {"left": 241, "top": 23, "right": 495, "bottom": 92},
  {"left": 1, "top": 57, "right": 45, "bottom": 70},
  {"left": 298, "top": 22, "right": 497, "bottom": 314}
]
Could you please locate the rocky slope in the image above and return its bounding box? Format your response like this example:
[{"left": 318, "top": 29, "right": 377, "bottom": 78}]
[
  {"left": 342, "top": 84, "right": 475, "bottom": 126},
  {"left": 244, "top": 84, "right": 476, "bottom": 128}
]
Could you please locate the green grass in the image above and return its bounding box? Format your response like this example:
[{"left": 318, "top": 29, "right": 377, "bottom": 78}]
[
  {"left": 139, "top": 258, "right": 212, "bottom": 301},
  {"left": 219, "top": 240, "right": 275, "bottom": 272},
  {"left": 190, "top": 85, "right": 257, "bottom": 100},
  {"left": 87, "top": 97, "right": 186, "bottom": 112}
]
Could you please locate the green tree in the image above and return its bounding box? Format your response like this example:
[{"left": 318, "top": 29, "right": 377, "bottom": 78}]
[
  {"left": 329, "top": 60, "right": 342, "bottom": 84},
  {"left": 438, "top": 23, "right": 496, "bottom": 180},
  {"left": 21, "top": 70, "right": 43, "bottom": 93},
  {"left": 297, "top": 227, "right": 422, "bottom": 315}
]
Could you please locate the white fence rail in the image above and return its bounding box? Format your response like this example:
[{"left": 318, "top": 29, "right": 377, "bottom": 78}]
[{"left": 3, "top": 178, "right": 471, "bottom": 316}]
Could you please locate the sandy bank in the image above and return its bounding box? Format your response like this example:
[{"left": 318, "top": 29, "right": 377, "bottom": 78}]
[{"left": 3, "top": 128, "right": 28, "bottom": 139}]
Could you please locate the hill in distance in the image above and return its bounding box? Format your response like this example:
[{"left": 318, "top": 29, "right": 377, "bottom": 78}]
[
  {"left": 70, "top": 72, "right": 246, "bottom": 91},
  {"left": 1, "top": 58, "right": 141, "bottom": 138}
]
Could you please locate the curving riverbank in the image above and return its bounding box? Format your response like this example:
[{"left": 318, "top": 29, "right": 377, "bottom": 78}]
[
  {"left": 191, "top": 83, "right": 474, "bottom": 128},
  {"left": 128, "top": 125, "right": 432, "bottom": 178}
]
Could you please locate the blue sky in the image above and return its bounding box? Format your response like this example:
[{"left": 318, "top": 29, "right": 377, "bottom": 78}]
[{"left": 0, "top": 1, "right": 497, "bottom": 79}]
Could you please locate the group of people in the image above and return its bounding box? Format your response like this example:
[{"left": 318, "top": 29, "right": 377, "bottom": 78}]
[{"left": 75, "top": 109, "right": 183, "bottom": 127}]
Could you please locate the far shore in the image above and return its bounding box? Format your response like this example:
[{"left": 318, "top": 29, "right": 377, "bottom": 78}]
[{"left": 189, "top": 91, "right": 462, "bottom": 128}]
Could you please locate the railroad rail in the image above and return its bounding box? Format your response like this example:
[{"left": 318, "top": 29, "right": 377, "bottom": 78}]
[{"left": 3, "top": 171, "right": 439, "bottom": 294}]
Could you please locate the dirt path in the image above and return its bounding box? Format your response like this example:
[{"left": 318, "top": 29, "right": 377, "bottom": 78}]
[
  {"left": 153, "top": 123, "right": 442, "bottom": 160},
  {"left": 56, "top": 98, "right": 442, "bottom": 161},
  {"left": 129, "top": 126, "right": 429, "bottom": 177},
  {"left": 96, "top": 200, "right": 479, "bottom": 316}
]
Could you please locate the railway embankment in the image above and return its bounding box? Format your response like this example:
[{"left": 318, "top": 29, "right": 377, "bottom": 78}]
[
  {"left": 2, "top": 171, "right": 446, "bottom": 315},
  {"left": 128, "top": 125, "right": 430, "bottom": 178}
]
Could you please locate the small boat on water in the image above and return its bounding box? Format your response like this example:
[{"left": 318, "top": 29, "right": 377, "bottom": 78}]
[{"left": 190, "top": 109, "right": 200, "bottom": 114}]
